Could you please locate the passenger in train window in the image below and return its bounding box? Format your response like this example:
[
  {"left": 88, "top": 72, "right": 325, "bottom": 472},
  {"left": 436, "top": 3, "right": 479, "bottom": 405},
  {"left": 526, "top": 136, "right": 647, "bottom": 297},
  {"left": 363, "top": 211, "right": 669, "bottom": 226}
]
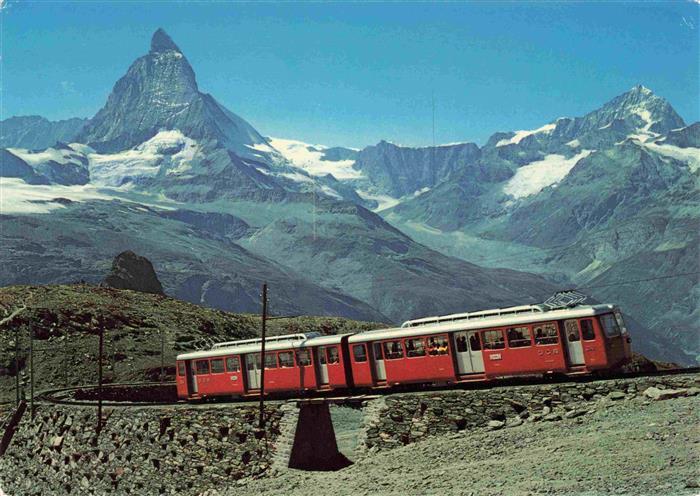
[
  {"left": 279, "top": 352, "right": 294, "bottom": 368},
  {"left": 427, "top": 338, "right": 439, "bottom": 355},
  {"left": 435, "top": 336, "right": 449, "bottom": 354},
  {"left": 507, "top": 327, "right": 531, "bottom": 348},
  {"left": 469, "top": 334, "right": 481, "bottom": 351},
  {"left": 456, "top": 334, "right": 468, "bottom": 353},
  {"left": 483, "top": 330, "right": 505, "bottom": 350},
  {"left": 327, "top": 347, "right": 340, "bottom": 364},
  {"left": 406, "top": 338, "right": 426, "bottom": 357},
  {"left": 565, "top": 320, "right": 580, "bottom": 342},
  {"left": 535, "top": 323, "right": 558, "bottom": 345},
  {"left": 383, "top": 341, "right": 404, "bottom": 359}
]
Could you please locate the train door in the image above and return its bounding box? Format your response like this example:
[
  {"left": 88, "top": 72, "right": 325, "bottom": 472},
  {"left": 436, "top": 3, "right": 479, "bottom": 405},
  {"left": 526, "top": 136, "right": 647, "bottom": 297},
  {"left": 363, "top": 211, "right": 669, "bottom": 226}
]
[
  {"left": 563, "top": 319, "right": 585, "bottom": 366},
  {"left": 371, "top": 342, "right": 386, "bottom": 382},
  {"left": 246, "top": 354, "right": 261, "bottom": 389},
  {"left": 186, "top": 360, "right": 197, "bottom": 394},
  {"left": 453, "top": 331, "right": 485, "bottom": 374},
  {"left": 316, "top": 347, "right": 329, "bottom": 385}
]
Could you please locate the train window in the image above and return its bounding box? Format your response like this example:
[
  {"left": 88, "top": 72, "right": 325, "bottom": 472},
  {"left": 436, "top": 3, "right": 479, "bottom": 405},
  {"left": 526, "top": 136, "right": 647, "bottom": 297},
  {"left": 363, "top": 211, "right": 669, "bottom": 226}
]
[
  {"left": 279, "top": 351, "right": 295, "bottom": 368},
  {"left": 373, "top": 342, "right": 383, "bottom": 359},
  {"left": 211, "top": 358, "right": 225, "bottom": 373},
  {"left": 507, "top": 327, "right": 531, "bottom": 348},
  {"left": 534, "top": 323, "right": 558, "bottom": 345},
  {"left": 247, "top": 354, "right": 261, "bottom": 371},
  {"left": 580, "top": 319, "right": 595, "bottom": 340},
  {"left": 195, "top": 360, "right": 210, "bottom": 375},
  {"left": 318, "top": 347, "right": 328, "bottom": 365},
  {"left": 264, "top": 353, "right": 278, "bottom": 369},
  {"left": 353, "top": 344, "right": 368, "bottom": 362},
  {"left": 296, "top": 349, "right": 312, "bottom": 367},
  {"left": 455, "top": 333, "right": 468, "bottom": 353},
  {"left": 383, "top": 340, "right": 404, "bottom": 360},
  {"left": 614, "top": 310, "right": 628, "bottom": 335},
  {"left": 327, "top": 346, "right": 340, "bottom": 364},
  {"left": 600, "top": 314, "right": 621, "bottom": 337},
  {"left": 177, "top": 362, "right": 185, "bottom": 376},
  {"left": 226, "top": 357, "right": 240, "bottom": 372},
  {"left": 427, "top": 336, "right": 449, "bottom": 355},
  {"left": 406, "top": 338, "right": 426, "bottom": 357},
  {"left": 483, "top": 330, "right": 505, "bottom": 350},
  {"left": 470, "top": 333, "right": 482, "bottom": 351},
  {"left": 564, "top": 320, "right": 580, "bottom": 342}
]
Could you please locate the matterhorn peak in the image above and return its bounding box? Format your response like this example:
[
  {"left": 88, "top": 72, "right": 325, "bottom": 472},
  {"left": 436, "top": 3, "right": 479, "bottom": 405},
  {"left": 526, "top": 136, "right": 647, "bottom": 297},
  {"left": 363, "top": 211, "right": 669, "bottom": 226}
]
[
  {"left": 629, "top": 84, "right": 653, "bottom": 97},
  {"left": 150, "top": 28, "right": 181, "bottom": 53}
]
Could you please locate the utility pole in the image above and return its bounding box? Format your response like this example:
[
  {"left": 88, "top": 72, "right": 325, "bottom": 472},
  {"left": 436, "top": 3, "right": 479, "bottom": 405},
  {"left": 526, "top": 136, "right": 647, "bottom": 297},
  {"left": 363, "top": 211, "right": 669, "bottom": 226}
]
[
  {"left": 160, "top": 329, "right": 165, "bottom": 383},
  {"left": 29, "top": 325, "right": 34, "bottom": 419},
  {"left": 14, "top": 325, "right": 19, "bottom": 406},
  {"left": 97, "top": 322, "right": 104, "bottom": 435},
  {"left": 258, "top": 282, "right": 268, "bottom": 429}
]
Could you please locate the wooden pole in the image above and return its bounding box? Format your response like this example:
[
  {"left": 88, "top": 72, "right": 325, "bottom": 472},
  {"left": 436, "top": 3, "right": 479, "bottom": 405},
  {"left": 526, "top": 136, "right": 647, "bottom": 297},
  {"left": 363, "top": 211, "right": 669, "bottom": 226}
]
[
  {"left": 29, "top": 325, "right": 34, "bottom": 419},
  {"left": 160, "top": 329, "right": 165, "bottom": 383},
  {"left": 258, "top": 283, "right": 268, "bottom": 429},
  {"left": 14, "top": 325, "right": 19, "bottom": 406},
  {"left": 97, "top": 323, "right": 103, "bottom": 435}
]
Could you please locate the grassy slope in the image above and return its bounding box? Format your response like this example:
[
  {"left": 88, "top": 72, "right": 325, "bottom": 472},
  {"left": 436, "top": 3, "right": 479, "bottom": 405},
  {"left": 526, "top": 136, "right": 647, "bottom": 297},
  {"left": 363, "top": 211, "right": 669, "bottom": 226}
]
[{"left": 0, "top": 284, "right": 385, "bottom": 402}]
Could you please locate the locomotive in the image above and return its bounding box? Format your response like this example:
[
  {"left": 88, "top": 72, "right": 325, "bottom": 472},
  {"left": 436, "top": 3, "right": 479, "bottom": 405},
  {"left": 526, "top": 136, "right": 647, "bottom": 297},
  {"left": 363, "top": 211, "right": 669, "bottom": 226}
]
[{"left": 175, "top": 293, "right": 632, "bottom": 400}]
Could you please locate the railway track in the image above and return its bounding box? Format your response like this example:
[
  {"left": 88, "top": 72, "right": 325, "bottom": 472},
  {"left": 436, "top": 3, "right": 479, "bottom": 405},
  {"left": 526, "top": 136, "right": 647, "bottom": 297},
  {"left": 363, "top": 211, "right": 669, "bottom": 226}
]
[{"left": 30, "top": 366, "right": 700, "bottom": 409}]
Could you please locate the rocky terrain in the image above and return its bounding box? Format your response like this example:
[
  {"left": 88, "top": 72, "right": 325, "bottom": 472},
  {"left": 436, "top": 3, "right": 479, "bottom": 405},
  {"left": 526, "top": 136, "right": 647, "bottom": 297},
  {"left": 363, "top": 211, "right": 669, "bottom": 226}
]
[
  {"left": 0, "top": 284, "right": 383, "bottom": 403},
  {"left": 221, "top": 390, "right": 700, "bottom": 496}
]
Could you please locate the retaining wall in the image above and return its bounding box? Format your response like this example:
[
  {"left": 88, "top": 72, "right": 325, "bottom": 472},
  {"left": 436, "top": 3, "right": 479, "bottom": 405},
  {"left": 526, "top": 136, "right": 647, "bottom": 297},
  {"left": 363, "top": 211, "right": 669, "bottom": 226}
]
[
  {"left": 357, "top": 373, "right": 700, "bottom": 453},
  {"left": 0, "top": 403, "right": 285, "bottom": 495}
]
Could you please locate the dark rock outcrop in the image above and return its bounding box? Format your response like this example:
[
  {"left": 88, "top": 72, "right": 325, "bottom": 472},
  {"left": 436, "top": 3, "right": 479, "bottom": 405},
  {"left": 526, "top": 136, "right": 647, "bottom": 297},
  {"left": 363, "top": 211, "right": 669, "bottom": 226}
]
[{"left": 103, "top": 251, "right": 164, "bottom": 294}]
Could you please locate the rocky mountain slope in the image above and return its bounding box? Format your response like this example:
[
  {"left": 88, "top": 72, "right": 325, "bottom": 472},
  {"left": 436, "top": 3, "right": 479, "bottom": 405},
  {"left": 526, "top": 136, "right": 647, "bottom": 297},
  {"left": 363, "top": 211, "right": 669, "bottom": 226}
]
[
  {"left": 0, "top": 28, "right": 556, "bottom": 327},
  {"left": 0, "top": 116, "right": 87, "bottom": 150},
  {"left": 372, "top": 88, "right": 699, "bottom": 365}
]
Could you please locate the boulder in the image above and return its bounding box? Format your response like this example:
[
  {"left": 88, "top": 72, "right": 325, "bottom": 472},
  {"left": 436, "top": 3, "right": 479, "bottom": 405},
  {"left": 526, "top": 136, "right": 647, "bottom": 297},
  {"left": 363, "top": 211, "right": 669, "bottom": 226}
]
[
  {"left": 487, "top": 420, "right": 505, "bottom": 430},
  {"left": 103, "top": 251, "right": 164, "bottom": 295},
  {"left": 643, "top": 387, "right": 687, "bottom": 401}
]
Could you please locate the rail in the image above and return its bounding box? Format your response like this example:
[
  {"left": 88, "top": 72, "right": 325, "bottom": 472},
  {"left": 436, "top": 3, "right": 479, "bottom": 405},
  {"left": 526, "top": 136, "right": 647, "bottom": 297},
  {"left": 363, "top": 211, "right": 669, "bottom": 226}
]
[{"left": 27, "top": 366, "right": 700, "bottom": 409}]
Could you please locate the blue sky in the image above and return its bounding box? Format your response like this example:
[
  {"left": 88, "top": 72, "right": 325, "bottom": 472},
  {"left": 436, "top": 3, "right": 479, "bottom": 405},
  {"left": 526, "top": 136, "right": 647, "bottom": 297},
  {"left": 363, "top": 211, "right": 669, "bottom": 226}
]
[{"left": 2, "top": 1, "right": 698, "bottom": 148}]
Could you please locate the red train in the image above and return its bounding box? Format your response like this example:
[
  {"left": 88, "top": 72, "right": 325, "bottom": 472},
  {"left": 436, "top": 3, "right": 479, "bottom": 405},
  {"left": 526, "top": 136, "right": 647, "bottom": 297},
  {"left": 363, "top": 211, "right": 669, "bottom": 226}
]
[{"left": 175, "top": 297, "right": 632, "bottom": 400}]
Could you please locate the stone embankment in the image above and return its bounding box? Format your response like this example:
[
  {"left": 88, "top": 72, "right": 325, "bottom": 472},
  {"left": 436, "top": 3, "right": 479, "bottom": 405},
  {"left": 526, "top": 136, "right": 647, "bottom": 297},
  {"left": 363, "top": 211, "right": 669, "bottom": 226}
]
[
  {"left": 0, "top": 372, "right": 698, "bottom": 496},
  {"left": 0, "top": 403, "right": 284, "bottom": 495},
  {"left": 357, "top": 373, "right": 699, "bottom": 453}
]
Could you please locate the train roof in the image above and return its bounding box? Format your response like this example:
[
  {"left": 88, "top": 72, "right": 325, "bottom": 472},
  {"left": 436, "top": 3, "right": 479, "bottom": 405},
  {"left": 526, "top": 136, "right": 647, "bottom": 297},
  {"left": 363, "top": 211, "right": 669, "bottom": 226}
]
[
  {"left": 176, "top": 332, "right": 344, "bottom": 361},
  {"left": 348, "top": 303, "right": 616, "bottom": 343},
  {"left": 176, "top": 300, "right": 618, "bottom": 361}
]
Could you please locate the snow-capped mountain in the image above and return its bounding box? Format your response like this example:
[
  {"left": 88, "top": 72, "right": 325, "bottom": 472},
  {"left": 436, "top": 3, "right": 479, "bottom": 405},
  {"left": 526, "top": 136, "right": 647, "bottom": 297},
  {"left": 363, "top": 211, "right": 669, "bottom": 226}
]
[
  {"left": 0, "top": 26, "right": 696, "bottom": 364},
  {"left": 76, "top": 29, "right": 284, "bottom": 166},
  {"left": 1, "top": 29, "right": 561, "bottom": 332}
]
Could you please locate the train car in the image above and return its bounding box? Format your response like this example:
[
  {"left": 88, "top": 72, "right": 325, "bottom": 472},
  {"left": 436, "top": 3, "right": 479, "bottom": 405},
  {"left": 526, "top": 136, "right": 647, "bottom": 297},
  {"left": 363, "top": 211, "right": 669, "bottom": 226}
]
[
  {"left": 175, "top": 332, "right": 353, "bottom": 400},
  {"left": 177, "top": 292, "right": 632, "bottom": 400},
  {"left": 397, "top": 302, "right": 631, "bottom": 382}
]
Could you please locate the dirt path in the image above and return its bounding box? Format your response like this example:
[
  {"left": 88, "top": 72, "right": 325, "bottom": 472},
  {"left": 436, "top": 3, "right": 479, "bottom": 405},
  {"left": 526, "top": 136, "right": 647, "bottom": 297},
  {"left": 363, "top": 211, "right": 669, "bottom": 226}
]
[{"left": 217, "top": 395, "right": 699, "bottom": 496}]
